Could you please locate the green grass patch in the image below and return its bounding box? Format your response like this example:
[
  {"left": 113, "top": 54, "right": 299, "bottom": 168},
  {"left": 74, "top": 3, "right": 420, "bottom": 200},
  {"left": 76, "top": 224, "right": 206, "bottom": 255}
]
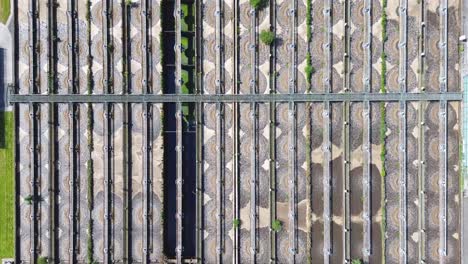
[
  {"left": 181, "top": 36, "right": 192, "bottom": 65},
  {"left": 305, "top": 53, "right": 314, "bottom": 84},
  {"left": 271, "top": 219, "right": 282, "bottom": 232},
  {"left": 181, "top": 70, "right": 190, "bottom": 94},
  {"left": 181, "top": 3, "right": 194, "bottom": 32},
  {"left": 37, "top": 256, "right": 48, "bottom": 264},
  {"left": 0, "top": 112, "right": 15, "bottom": 259},
  {"left": 260, "top": 30, "right": 275, "bottom": 46},
  {"left": 233, "top": 219, "right": 241, "bottom": 229},
  {"left": 0, "top": 0, "right": 10, "bottom": 24},
  {"left": 249, "top": 0, "right": 268, "bottom": 10}
]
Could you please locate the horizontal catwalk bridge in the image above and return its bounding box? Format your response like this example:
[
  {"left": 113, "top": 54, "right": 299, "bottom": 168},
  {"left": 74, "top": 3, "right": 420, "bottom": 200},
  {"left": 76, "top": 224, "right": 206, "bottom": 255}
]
[{"left": 8, "top": 92, "right": 463, "bottom": 103}]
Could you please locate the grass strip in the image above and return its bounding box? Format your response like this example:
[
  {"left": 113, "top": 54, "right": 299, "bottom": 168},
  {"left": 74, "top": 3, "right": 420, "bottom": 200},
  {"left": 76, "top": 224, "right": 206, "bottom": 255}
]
[
  {"left": 0, "top": 0, "right": 10, "bottom": 24},
  {"left": 0, "top": 112, "right": 14, "bottom": 259}
]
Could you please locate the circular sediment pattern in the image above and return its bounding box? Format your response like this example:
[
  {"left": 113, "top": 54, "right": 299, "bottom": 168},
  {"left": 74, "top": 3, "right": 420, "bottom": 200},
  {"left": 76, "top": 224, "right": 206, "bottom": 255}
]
[
  {"left": 350, "top": 66, "right": 364, "bottom": 92},
  {"left": 91, "top": 34, "right": 105, "bottom": 65},
  {"left": 92, "top": 104, "right": 106, "bottom": 136},
  {"left": 240, "top": 2, "right": 268, "bottom": 28},
  {"left": 203, "top": 103, "right": 218, "bottom": 130},
  {"left": 351, "top": 103, "right": 364, "bottom": 128},
  {"left": 385, "top": 22, "right": 400, "bottom": 65},
  {"left": 387, "top": 234, "right": 400, "bottom": 263},
  {"left": 406, "top": 136, "right": 417, "bottom": 164},
  {"left": 295, "top": 0, "right": 306, "bottom": 25},
  {"left": 427, "top": 238, "right": 440, "bottom": 262},
  {"left": 130, "top": 69, "right": 144, "bottom": 94},
  {"left": 332, "top": 34, "right": 344, "bottom": 62},
  {"left": 275, "top": 166, "right": 288, "bottom": 201},
  {"left": 386, "top": 68, "right": 400, "bottom": 93},
  {"left": 93, "top": 69, "right": 106, "bottom": 94},
  {"left": 239, "top": 105, "right": 253, "bottom": 132},
  {"left": 112, "top": 104, "right": 124, "bottom": 131},
  {"left": 130, "top": 33, "right": 143, "bottom": 64},
  {"left": 276, "top": 2, "right": 291, "bottom": 29},
  {"left": 111, "top": 70, "right": 124, "bottom": 94},
  {"left": 203, "top": 33, "right": 217, "bottom": 64},
  {"left": 427, "top": 136, "right": 440, "bottom": 161},
  {"left": 18, "top": 30, "right": 30, "bottom": 65},
  {"left": 151, "top": 71, "right": 162, "bottom": 94},
  {"left": 273, "top": 68, "right": 288, "bottom": 94},
  {"left": 131, "top": 239, "right": 144, "bottom": 261},
  {"left": 387, "top": 201, "right": 400, "bottom": 228},
  {"left": 203, "top": 234, "right": 217, "bottom": 263},
  {"left": 425, "top": 102, "right": 440, "bottom": 128},
  {"left": 428, "top": 206, "right": 440, "bottom": 228},
  {"left": 151, "top": 195, "right": 163, "bottom": 225},
  {"left": 447, "top": 103, "right": 458, "bottom": 129},
  {"left": 238, "top": 34, "right": 269, "bottom": 68},
  {"left": 447, "top": 132, "right": 461, "bottom": 161},
  {"left": 38, "top": 26, "right": 49, "bottom": 63},
  {"left": 275, "top": 132, "right": 288, "bottom": 163},
  {"left": 109, "top": 0, "right": 123, "bottom": 26},
  {"left": 277, "top": 234, "right": 293, "bottom": 261},
  {"left": 388, "top": 170, "right": 401, "bottom": 194},
  {"left": 203, "top": 199, "right": 217, "bottom": 234},
  {"left": 91, "top": 2, "right": 104, "bottom": 29},
  {"left": 257, "top": 41, "right": 271, "bottom": 67},
  {"left": 203, "top": 69, "right": 217, "bottom": 94},
  {"left": 352, "top": 1, "right": 365, "bottom": 26},
  {"left": 130, "top": 6, "right": 142, "bottom": 28},
  {"left": 427, "top": 31, "right": 440, "bottom": 61},
  {"left": 131, "top": 193, "right": 144, "bottom": 231},
  {"left": 207, "top": 2, "right": 234, "bottom": 30},
  {"left": 151, "top": 107, "right": 162, "bottom": 137},
  {"left": 203, "top": 136, "right": 217, "bottom": 165},
  {"left": 371, "top": 35, "right": 383, "bottom": 62},
  {"left": 238, "top": 132, "right": 269, "bottom": 163},
  {"left": 77, "top": 23, "right": 89, "bottom": 63}
]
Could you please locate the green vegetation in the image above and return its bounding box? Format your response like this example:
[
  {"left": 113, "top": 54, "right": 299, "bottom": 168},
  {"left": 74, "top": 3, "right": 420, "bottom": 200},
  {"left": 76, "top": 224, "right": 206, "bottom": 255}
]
[
  {"left": 305, "top": 53, "right": 314, "bottom": 84},
  {"left": 260, "top": 30, "right": 275, "bottom": 46},
  {"left": 0, "top": 112, "right": 14, "bottom": 259},
  {"left": 181, "top": 3, "right": 194, "bottom": 32},
  {"left": 306, "top": 0, "right": 312, "bottom": 40},
  {"left": 181, "top": 69, "right": 194, "bottom": 122},
  {"left": 249, "top": 0, "right": 268, "bottom": 10},
  {"left": 37, "top": 256, "right": 48, "bottom": 264},
  {"left": 271, "top": 219, "right": 282, "bottom": 232},
  {"left": 233, "top": 219, "right": 241, "bottom": 229},
  {"left": 0, "top": 0, "right": 10, "bottom": 23},
  {"left": 380, "top": 0, "right": 388, "bottom": 263},
  {"left": 24, "top": 195, "right": 33, "bottom": 205},
  {"left": 181, "top": 36, "right": 193, "bottom": 65},
  {"left": 381, "top": 0, "right": 388, "bottom": 42},
  {"left": 351, "top": 259, "right": 363, "bottom": 264},
  {"left": 86, "top": 1, "right": 95, "bottom": 263}
]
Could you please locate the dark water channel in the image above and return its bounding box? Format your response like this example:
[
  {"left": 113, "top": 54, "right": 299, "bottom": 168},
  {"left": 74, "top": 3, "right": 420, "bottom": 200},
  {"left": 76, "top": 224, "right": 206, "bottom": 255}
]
[{"left": 162, "top": 0, "right": 196, "bottom": 258}]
